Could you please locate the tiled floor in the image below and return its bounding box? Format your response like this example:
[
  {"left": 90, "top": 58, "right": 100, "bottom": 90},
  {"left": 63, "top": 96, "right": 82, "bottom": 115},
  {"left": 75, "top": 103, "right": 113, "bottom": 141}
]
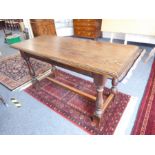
[{"left": 0, "top": 30, "right": 154, "bottom": 134}]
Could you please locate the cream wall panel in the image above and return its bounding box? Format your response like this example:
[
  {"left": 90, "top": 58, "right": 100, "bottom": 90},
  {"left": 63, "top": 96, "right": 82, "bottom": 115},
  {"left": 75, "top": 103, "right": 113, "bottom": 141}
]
[{"left": 101, "top": 20, "right": 155, "bottom": 36}]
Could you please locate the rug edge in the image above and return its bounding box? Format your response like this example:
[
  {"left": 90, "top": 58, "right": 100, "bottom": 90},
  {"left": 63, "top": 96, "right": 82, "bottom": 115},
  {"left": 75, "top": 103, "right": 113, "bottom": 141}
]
[
  {"left": 114, "top": 96, "right": 138, "bottom": 135},
  {"left": 131, "top": 60, "right": 155, "bottom": 135}
]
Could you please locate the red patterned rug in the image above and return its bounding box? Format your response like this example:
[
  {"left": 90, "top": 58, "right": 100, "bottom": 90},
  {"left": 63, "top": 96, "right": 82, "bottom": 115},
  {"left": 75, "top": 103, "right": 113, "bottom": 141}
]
[
  {"left": 0, "top": 53, "right": 51, "bottom": 90},
  {"left": 132, "top": 60, "right": 155, "bottom": 135},
  {"left": 25, "top": 70, "right": 131, "bottom": 135}
]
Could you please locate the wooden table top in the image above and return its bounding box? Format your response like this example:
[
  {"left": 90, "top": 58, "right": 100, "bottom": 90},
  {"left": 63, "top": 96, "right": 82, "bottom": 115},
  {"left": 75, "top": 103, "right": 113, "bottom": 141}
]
[{"left": 11, "top": 35, "right": 141, "bottom": 78}]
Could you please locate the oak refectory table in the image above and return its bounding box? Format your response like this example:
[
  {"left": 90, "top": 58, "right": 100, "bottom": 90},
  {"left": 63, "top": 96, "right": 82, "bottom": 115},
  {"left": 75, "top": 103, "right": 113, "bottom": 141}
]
[{"left": 11, "top": 35, "right": 141, "bottom": 125}]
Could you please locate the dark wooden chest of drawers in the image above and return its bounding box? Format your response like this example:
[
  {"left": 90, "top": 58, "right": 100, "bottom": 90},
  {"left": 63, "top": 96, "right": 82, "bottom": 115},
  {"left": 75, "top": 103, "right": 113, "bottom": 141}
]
[
  {"left": 30, "top": 19, "right": 56, "bottom": 37},
  {"left": 73, "top": 19, "right": 102, "bottom": 39}
]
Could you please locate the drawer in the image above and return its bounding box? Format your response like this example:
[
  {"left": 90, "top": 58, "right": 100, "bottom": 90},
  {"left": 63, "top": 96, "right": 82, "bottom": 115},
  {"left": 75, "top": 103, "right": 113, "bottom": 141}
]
[
  {"left": 31, "top": 21, "right": 54, "bottom": 26},
  {"left": 74, "top": 19, "right": 101, "bottom": 23},
  {"left": 74, "top": 22, "right": 100, "bottom": 27},
  {"left": 31, "top": 19, "right": 55, "bottom": 24},
  {"left": 74, "top": 26, "right": 99, "bottom": 31},
  {"left": 74, "top": 30, "right": 101, "bottom": 39},
  {"left": 74, "top": 19, "right": 98, "bottom": 23},
  {"left": 73, "top": 20, "right": 101, "bottom": 27}
]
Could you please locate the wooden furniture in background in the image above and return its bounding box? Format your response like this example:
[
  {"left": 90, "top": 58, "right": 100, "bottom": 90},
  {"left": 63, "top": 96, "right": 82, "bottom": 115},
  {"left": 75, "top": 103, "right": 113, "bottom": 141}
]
[
  {"left": 4, "top": 19, "right": 23, "bottom": 30},
  {"left": 12, "top": 35, "right": 141, "bottom": 126},
  {"left": 30, "top": 19, "right": 56, "bottom": 37},
  {"left": 0, "top": 20, "right": 5, "bottom": 30},
  {"left": 73, "top": 19, "right": 102, "bottom": 39}
]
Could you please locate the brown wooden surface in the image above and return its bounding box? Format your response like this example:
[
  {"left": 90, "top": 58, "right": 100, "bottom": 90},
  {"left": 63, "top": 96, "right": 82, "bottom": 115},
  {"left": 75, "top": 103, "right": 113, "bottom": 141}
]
[
  {"left": 102, "top": 94, "right": 114, "bottom": 111},
  {"left": 30, "top": 19, "right": 56, "bottom": 37},
  {"left": 11, "top": 35, "right": 140, "bottom": 79},
  {"left": 46, "top": 77, "right": 96, "bottom": 101},
  {"left": 73, "top": 19, "right": 102, "bottom": 39},
  {"left": 11, "top": 35, "right": 141, "bottom": 123}
]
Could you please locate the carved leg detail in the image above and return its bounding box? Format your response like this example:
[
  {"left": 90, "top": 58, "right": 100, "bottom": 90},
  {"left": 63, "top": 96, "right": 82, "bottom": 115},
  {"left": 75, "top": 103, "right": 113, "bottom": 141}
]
[
  {"left": 111, "top": 78, "right": 118, "bottom": 104},
  {"left": 90, "top": 75, "right": 107, "bottom": 126},
  {"left": 20, "top": 51, "right": 39, "bottom": 88},
  {"left": 112, "top": 78, "right": 118, "bottom": 95},
  {"left": 23, "top": 55, "right": 36, "bottom": 78},
  {"left": 94, "top": 75, "right": 107, "bottom": 118}
]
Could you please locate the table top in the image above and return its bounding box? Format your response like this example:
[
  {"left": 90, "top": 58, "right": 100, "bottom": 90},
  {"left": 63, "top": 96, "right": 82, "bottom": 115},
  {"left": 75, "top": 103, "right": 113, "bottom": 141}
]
[{"left": 11, "top": 35, "right": 141, "bottom": 78}]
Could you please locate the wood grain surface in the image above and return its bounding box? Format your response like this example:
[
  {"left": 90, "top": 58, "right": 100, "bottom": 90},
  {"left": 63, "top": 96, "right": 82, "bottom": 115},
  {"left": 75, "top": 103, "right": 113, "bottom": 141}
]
[{"left": 11, "top": 35, "right": 140, "bottom": 78}]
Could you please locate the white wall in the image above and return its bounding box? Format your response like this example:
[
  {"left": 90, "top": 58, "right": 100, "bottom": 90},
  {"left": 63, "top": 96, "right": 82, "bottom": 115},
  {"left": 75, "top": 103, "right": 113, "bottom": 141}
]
[
  {"left": 54, "top": 19, "right": 73, "bottom": 36},
  {"left": 23, "top": 19, "right": 34, "bottom": 38}
]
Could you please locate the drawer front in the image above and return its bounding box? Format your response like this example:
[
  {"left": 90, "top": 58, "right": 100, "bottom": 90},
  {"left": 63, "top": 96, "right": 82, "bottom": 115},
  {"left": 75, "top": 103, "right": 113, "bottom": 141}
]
[
  {"left": 73, "top": 19, "right": 101, "bottom": 27},
  {"left": 31, "top": 19, "right": 55, "bottom": 24},
  {"left": 74, "top": 19, "right": 101, "bottom": 23},
  {"left": 74, "top": 26, "right": 99, "bottom": 31},
  {"left": 74, "top": 30, "right": 101, "bottom": 38}
]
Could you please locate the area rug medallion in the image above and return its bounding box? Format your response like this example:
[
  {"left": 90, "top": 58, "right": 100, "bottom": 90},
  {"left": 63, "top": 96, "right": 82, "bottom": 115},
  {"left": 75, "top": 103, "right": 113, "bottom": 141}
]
[
  {"left": 132, "top": 60, "right": 155, "bottom": 135},
  {"left": 25, "top": 70, "right": 131, "bottom": 135},
  {"left": 0, "top": 54, "right": 51, "bottom": 90}
]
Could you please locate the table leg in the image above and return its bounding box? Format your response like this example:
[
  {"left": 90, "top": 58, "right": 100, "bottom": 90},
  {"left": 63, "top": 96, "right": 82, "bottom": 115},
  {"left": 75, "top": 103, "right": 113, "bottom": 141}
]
[
  {"left": 92, "top": 75, "right": 107, "bottom": 126},
  {"left": 20, "top": 51, "right": 40, "bottom": 88},
  {"left": 20, "top": 52, "right": 36, "bottom": 78},
  {"left": 112, "top": 78, "right": 118, "bottom": 95}
]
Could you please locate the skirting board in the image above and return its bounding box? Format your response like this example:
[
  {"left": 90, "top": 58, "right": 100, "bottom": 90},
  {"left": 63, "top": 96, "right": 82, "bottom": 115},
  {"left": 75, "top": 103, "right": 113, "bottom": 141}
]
[{"left": 102, "top": 31, "right": 155, "bottom": 45}]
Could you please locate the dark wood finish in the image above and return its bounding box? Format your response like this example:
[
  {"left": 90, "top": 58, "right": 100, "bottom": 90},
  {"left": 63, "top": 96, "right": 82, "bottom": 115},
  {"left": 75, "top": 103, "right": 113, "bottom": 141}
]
[
  {"left": 20, "top": 52, "right": 36, "bottom": 78},
  {"left": 11, "top": 35, "right": 141, "bottom": 125},
  {"left": 73, "top": 19, "right": 102, "bottom": 39},
  {"left": 30, "top": 19, "right": 56, "bottom": 37},
  {"left": 20, "top": 51, "right": 41, "bottom": 88}
]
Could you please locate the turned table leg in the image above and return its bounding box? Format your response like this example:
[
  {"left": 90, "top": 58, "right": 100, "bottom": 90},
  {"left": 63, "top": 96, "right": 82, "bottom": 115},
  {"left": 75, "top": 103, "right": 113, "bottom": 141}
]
[
  {"left": 112, "top": 78, "right": 118, "bottom": 95},
  {"left": 91, "top": 75, "right": 107, "bottom": 126}
]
